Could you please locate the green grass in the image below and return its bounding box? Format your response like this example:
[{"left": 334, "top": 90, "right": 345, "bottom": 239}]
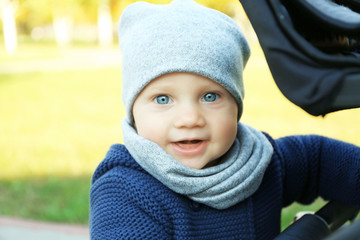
[
  {"left": 0, "top": 43, "right": 359, "bottom": 228},
  {"left": 0, "top": 176, "right": 91, "bottom": 224}
]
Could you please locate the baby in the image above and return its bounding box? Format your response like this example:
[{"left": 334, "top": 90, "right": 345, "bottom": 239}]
[{"left": 90, "top": 0, "right": 360, "bottom": 239}]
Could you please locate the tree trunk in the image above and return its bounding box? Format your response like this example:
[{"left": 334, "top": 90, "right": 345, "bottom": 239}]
[
  {"left": 97, "top": 3, "right": 113, "bottom": 47},
  {"left": 53, "top": 15, "right": 72, "bottom": 47},
  {"left": 1, "top": 0, "right": 17, "bottom": 55}
]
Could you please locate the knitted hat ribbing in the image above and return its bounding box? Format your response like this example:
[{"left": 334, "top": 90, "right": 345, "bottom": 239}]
[{"left": 119, "top": 0, "right": 250, "bottom": 121}]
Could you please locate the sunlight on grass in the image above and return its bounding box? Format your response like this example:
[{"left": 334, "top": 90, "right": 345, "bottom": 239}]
[
  {"left": 0, "top": 176, "right": 90, "bottom": 224},
  {"left": 0, "top": 68, "right": 124, "bottom": 179}
]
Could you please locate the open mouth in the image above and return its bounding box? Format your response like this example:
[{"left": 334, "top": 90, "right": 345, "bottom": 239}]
[
  {"left": 171, "top": 139, "right": 207, "bottom": 156},
  {"left": 178, "top": 140, "right": 202, "bottom": 144}
]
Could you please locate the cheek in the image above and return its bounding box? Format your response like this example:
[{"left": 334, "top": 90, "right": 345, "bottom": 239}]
[
  {"left": 133, "top": 103, "right": 150, "bottom": 137},
  {"left": 135, "top": 116, "right": 156, "bottom": 139},
  {"left": 133, "top": 112, "right": 167, "bottom": 146},
  {"left": 221, "top": 120, "right": 237, "bottom": 146},
  {"left": 214, "top": 109, "right": 238, "bottom": 151}
]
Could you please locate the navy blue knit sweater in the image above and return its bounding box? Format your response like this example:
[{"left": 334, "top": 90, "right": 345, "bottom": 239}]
[{"left": 90, "top": 134, "right": 360, "bottom": 239}]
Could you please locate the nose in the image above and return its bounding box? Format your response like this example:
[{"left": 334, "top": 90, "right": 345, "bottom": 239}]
[{"left": 173, "top": 103, "right": 206, "bottom": 128}]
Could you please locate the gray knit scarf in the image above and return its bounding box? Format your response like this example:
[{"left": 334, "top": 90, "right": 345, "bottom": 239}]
[{"left": 122, "top": 119, "right": 274, "bottom": 210}]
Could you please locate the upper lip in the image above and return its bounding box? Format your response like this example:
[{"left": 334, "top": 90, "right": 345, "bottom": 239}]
[{"left": 172, "top": 138, "right": 206, "bottom": 143}]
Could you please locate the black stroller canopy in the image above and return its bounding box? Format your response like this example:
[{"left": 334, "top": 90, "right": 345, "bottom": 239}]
[{"left": 241, "top": 0, "right": 360, "bottom": 116}]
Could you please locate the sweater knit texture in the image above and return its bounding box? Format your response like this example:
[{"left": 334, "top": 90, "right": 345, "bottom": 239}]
[{"left": 90, "top": 134, "right": 360, "bottom": 239}]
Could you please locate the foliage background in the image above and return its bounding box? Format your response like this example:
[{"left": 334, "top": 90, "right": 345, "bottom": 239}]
[{"left": 5, "top": 0, "right": 242, "bottom": 35}]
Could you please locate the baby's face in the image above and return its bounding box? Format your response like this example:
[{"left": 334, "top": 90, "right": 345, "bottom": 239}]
[{"left": 132, "top": 72, "right": 238, "bottom": 169}]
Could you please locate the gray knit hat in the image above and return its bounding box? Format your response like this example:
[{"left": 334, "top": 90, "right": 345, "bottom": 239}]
[{"left": 119, "top": 0, "right": 250, "bottom": 122}]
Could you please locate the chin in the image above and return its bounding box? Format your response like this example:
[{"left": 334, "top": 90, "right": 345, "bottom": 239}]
[
  {"left": 177, "top": 159, "right": 205, "bottom": 170},
  {"left": 182, "top": 160, "right": 215, "bottom": 170}
]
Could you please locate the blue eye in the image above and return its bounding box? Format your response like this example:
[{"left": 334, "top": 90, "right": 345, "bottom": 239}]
[
  {"left": 202, "top": 93, "right": 218, "bottom": 102},
  {"left": 155, "top": 95, "right": 171, "bottom": 104}
]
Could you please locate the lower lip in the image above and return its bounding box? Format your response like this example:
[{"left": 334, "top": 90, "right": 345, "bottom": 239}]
[{"left": 171, "top": 141, "right": 208, "bottom": 156}]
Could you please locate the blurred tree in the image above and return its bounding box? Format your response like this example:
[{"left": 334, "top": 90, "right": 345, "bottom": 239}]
[
  {"left": 50, "top": 0, "right": 95, "bottom": 46},
  {"left": 109, "top": 0, "right": 248, "bottom": 43},
  {"left": 114, "top": 0, "right": 242, "bottom": 19},
  {"left": 98, "top": 0, "right": 113, "bottom": 46},
  {"left": 0, "top": 0, "right": 18, "bottom": 54},
  {"left": 1, "top": 0, "right": 247, "bottom": 50},
  {"left": 15, "top": 0, "right": 96, "bottom": 44},
  {"left": 112, "top": 0, "right": 248, "bottom": 42},
  {"left": 198, "top": 0, "right": 243, "bottom": 18}
]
